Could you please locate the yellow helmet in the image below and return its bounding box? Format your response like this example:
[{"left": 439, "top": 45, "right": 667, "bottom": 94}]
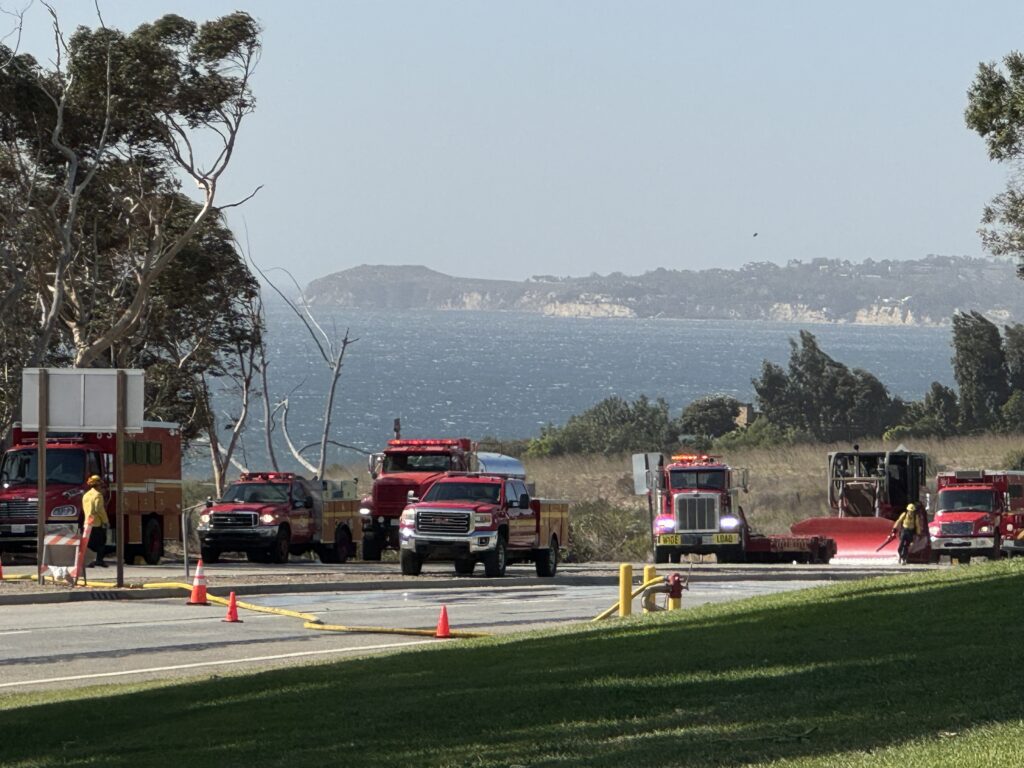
[
  {"left": 86, "top": 475, "right": 103, "bottom": 487},
  {"left": 906, "top": 503, "right": 916, "bottom": 512}
]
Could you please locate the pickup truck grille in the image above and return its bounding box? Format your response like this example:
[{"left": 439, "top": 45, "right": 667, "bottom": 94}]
[
  {"left": 674, "top": 494, "right": 719, "bottom": 532},
  {"left": 417, "top": 509, "right": 470, "bottom": 535},
  {"left": 0, "top": 500, "right": 37, "bottom": 519},
  {"left": 940, "top": 521, "right": 973, "bottom": 536},
  {"left": 211, "top": 512, "right": 258, "bottom": 528}
]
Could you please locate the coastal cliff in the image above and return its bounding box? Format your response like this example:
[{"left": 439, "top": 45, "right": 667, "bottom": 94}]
[{"left": 303, "top": 256, "right": 1024, "bottom": 326}]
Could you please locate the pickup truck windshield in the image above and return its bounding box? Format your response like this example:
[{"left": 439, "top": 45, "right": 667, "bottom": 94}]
[
  {"left": 222, "top": 483, "right": 289, "bottom": 504},
  {"left": 0, "top": 449, "right": 86, "bottom": 486},
  {"left": 423, "top": 482, "right": 500, "bottom": 504},
  {"left": 936, "top": 489, "right": 995, "bottom": 514},
  {"left": 669, "top": 470, "right": 726, "bottom": 490},
  {"left": 384, "top": 453, "right": 453, "bottom": 473}
]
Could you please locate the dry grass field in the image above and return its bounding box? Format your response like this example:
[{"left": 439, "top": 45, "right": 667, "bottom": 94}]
[
  {"left": 523, "top": 434, "right": 1024, "bottom": 559},
  {"left": 259, "top": 434, "right": 1024, "bottom": 562}
]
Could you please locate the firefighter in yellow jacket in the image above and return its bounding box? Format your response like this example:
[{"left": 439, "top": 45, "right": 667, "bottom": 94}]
[
  {"left": 83, "top": 474, "right": 109, "bottom": 567},
  {"left": 892, "top": 502, "right": 923, "bottom": 564}
]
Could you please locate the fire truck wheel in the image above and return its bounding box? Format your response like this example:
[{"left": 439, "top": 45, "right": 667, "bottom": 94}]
[
  {"left": 654, "top": 546, "right": 670, "bottom": 564},
  {"left": 270, "top": 527, "right": 291, "bottom": 564},
  {"left": 200, "top": 547, "right": 221, "bottom": 564},
  {"left": 334, "top": 527, "right": 352, "bottom": 564},
  {"left": 400, "top": 549, "right": 422, "bottom": 576},
  {"left": 483, "top": 535, "right": 507, "bottom": 577},
  {"left": 141, "top": 518, "right": 163, "bottom": 565},
  {"left": 535, "top": 535, "right": 558, "bottom": 577},
  {"left": 454, "top": 557, "right": 475, "bottom": 575},
  {"left": 362, "top": 535, "right": 382, "bottom": 561}
]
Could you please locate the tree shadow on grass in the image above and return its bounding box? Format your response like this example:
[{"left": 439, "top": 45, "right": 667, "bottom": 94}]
[{"left": 2, "top": 564, "right": 1023, "bottom": 767}]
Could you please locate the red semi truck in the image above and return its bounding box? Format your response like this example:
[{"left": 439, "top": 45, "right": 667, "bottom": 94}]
[
  {"left": 197, "top": 472, "right": 362, "bottom": 564},
  {"left": 359, "top": 438, "right": 474, "bottom": 560},
  {"left": 929, "top": 470, "right": 1024, "bottom": 562},
  {"left": 639, "top": 453, "right": 836, "bottom": 564},
  {"left": 0, "top": 423, "right": 182, "bottom": 564},
  {"left": 398, "top": 455, "right": 569, "bottom": 577}
]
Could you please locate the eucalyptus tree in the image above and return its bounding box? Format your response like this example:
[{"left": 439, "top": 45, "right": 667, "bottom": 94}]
[
  {"left": 951, "top": 311, "right": 1009, "bottom": 432},
  {"left": 966, "top": 52, "right": 1024, "bottom": 274},
  {"left": 0, "top": 9, "right": 261, "bottom": 441}
]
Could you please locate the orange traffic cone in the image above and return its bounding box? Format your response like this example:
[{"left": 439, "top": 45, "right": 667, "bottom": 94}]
[
  {"left": 435, "top": 605, "right": 451, "bottom": 639},
  {"left": 222, "top": 591, "right": 242, "bottom": 623},
  {"left": 187, "top": 560, "right": 210, "bottom": 606}
]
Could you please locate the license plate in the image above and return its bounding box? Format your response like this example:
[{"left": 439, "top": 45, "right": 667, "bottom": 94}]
[
  {"left": 712, "top": 533, "right": 739, "bottom": 544},
  {"left": 658, "top": 534, "right": 681, "bottom": 545},
  {"left": 10, "top": 524, "right": 25, "bottom": 534}
]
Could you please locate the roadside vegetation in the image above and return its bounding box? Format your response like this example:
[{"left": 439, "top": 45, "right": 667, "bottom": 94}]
[{"left": 3, "top": 561, "right": 1023, "bottom": 767}]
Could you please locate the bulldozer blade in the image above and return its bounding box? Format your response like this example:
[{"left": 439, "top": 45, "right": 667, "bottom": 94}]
[{"left": 791, "top": 517, "right": 899, "bottom": 560}]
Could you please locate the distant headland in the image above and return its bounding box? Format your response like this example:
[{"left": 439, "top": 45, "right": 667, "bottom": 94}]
[{"left": 303, "top": 255, "right": 1024, "bottom": 326}]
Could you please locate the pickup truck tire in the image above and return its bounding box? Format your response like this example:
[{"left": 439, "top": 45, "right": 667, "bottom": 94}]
[
  {"left": 270, "top": 527, "right": 291, "bottom": 564},
  {"left": 200, "top": 547, "right": 221, "bottom": 564},
  {"left": 454, "top": 557, "right": 475, "bottom": 575},
  {"left": 400, "top": 549, "right": 422, "bottom": 576},
  {"left": 141, "top": 517, "right": 163, "bottom": 565},
  {"left": 535, "top": 535, "right": 558, "bottom": 577},
  {"left": 483, "top": 535, "right": 507, "bottom": 578}
]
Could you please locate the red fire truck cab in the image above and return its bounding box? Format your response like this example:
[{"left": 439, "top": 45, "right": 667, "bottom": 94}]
[
  {"left": 0, "top": 423, "right": 182, "bottom": 564},
  {"left": 359, "top": 438, "right": 474, "bottom": 560},
  {"left": 930, "top": 470, "right": 1024, "bottom": 562}
]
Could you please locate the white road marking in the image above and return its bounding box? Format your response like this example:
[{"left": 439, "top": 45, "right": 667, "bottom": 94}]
[
  {"left": 0, "top": 639, "right": 434, "bottom": 689},
  {"left": 0, "top": 630, "right": 31, "bottom": 636}
]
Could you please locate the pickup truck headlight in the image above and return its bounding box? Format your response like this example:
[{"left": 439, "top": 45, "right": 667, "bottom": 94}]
[
  {"left": 51, "top": 505, "right": 77, "bottom": 518},
  {"left": 474, "top": 512, "right": 493, "bottom": 527},
  {"left": 260, "top": 513, "right": 276, "bottom": 524},
  {"left": 400, "top": 510, "right": 416, "bottom": 525},
  {"left": 199, "top": 513, "right": 211, "bottom": 525},
  {"left": 979, "top": 525, "right": 993, "bottom": 534}
]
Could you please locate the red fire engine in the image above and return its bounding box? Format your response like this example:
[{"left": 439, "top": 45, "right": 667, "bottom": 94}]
[
  {"left": 359, "top": 438, "right": 474, "bottom": 560},
  {"left": 930, "top": 470, "right": 1024, "bottom": 562},
  {"left": 0, "top": 423, "right": 182, "bottom": 564}
]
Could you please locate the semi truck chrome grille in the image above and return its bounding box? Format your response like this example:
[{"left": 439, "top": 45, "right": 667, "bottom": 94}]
[
  {"left": 211, "top": 512, "right": 258, "bottom": 528},
  {"left": 674, "top": 494, "right": 719, "bottom": 532},
  {"left": 417, "top": 509, "right": 470, "bottom": 535},
  {"left": 0, "top": 500, "right": 37, "bottom": 518},
  {"left": 940, "top": 521, "right": 973, "bottom": 536}
]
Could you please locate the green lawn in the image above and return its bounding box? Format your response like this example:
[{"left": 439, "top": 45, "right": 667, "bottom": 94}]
[{"left": 3, "top": 563, "right": 1024, "bottom": 767}]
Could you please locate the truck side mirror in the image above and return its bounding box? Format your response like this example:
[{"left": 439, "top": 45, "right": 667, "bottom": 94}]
[
  {"left": 407, "top": 489, "right": 419, "bottom": 504},
  {"left": 368, "top": 453, "right": 384, "bottom": 480},
  {"left": 519, "top": 493, "right": 530, "bottom": 510},
  {"left": 205, "top": 496, "right": 213, "bottom": 509},
  {"left": 304, "top": 496, "right": 314, "bottom": 509}
]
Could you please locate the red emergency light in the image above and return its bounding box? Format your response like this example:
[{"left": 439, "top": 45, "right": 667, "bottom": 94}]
[
  {"left": 670, "top": 454, "right": 718, "bottom": 464},
  {"left": 387, "top": 438, "right": 471, "bottom": 451},
  {"left": 239, "top": 472, "right": 294, "bottom": 482}
]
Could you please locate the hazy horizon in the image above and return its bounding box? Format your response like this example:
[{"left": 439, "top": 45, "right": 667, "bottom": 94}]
[{"left": 14, "top": 2, "right": 1024, "bottom": 285}]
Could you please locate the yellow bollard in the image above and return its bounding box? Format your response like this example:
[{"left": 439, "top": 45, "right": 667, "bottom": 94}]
[
  {"left": 668, "top": 595, "right": 681, "bottom": 611},
  {"left": 643, "top": 565, "right": 657, "bottom": 613},
  {"left": 618, "top": 563, "right": 633, "bottom": 617}
]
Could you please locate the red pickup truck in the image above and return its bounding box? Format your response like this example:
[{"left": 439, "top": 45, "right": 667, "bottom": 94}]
[
  {"left": 398, "top": 458, "right": 569, "bottom": 577},
  {"left": 197, "top": 472, "right": 319, "bottom": 564}
]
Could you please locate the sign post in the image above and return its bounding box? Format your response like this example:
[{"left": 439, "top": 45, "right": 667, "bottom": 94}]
[
  {"left": 22, "top": 369, "right": 144, "bottom": 588},
  {"left": 35, "top": 371, "right": 48, "bottom": 585}
]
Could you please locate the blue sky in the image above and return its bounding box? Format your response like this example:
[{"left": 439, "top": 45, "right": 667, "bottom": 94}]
[{"left": 12, "top": 1, "right": 1024, "bottom": 284}]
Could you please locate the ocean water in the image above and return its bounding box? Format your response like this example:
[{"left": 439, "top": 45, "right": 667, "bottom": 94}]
[{"left": 209, "top": 302, "right": 955, "bottom": 471}]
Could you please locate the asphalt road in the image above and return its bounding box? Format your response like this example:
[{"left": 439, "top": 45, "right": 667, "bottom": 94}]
[{"left": 0, "top": 560, "right": 912, "bottom": 694}]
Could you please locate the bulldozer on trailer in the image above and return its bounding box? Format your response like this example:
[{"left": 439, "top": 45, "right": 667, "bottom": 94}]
[{"left": 791, "top": 446, "right": 931, "bottom": 562}]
